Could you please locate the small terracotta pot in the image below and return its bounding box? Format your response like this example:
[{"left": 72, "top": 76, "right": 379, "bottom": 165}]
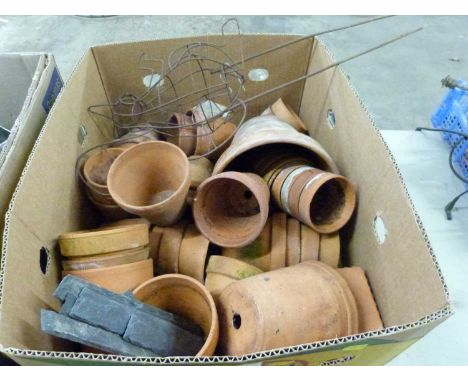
[
  {"left": 337, "top": 267, "right": 383, "bottom": 332},
  {"left": 63, "top": 259, "right": 153, "bottom": 293},
  {"left": 61, "top": 246, "right": 149, "bottom": 271},
  {"left": 269, "top": 98, "right": 308, "bottom": 133},
  {"left": 193, "top": 172, "right": 270, "bottom": 248},
  {"left": 87, "top": 193, "right": 133, "bottom": 221},
  {"left": 205, "top": 273, "right": 235, "bottom": 302},
  {"left": 271, "top": 165, "right": 309, "bottom": 210},
  {"left": 262, "top": 158, "right": 310, "bottom": 189},
  {"left": 286, "top": 217, "right": 301, "bottom": 267},
  {"left": 178, "top": 224, "right": 210, "bottom": 283},
  {"left": 213, "top": 115, "right": 338, "bottom": 175},
  {"left": 189, "top": 156, "right": 213, "bottom": 189},
  {"left": 217, "top": 261, "right": 358, "bottom": 355},
  {"left": 206, "top": 256, "right": 263, "bottom": 280},
  {"left": 221, "top": 219, "right": 272, "bottom": 271},
  {"left": 157, "top": 223, "right": 186, "bottom": 275},
  {"left": 133, "top": 274, "right": 219, "bottom": 356},
  {"left": 166, "top": 112, "right": 197, "bottom": 155},
  {"left": 107, "top": 141, "right": 191, "bottom": 226},
  {"left": 83, "top": 148, "right": 124, "bottom": 196},
  {"left": 270, "top": 212, "right": 287, "bottom": 270},
  {"left": 319, "top": 232, "right": 340, "bottom": 268},
  {"left": 149, "top": 226, "right": 164, "bottom": 269},
  {"left": 58, "top": 224, "right": 149, "bottom": 258},
  {"left": 300, "top": 224, "right": 320, "bottom": 263}
]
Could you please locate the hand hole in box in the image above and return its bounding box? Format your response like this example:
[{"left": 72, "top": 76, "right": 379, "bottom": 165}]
[
  {"left": 39, "top": 247, "right": 50, "bottom": 275},
  {"left": 373, "top": 214, "right": 387, "bottom": 244},
  {"left": 327, "top": 109, "right": 336, "bottom": 129},
  {"left": 248, "top": 68, "right": 269, "bottom": 82},
  {"left": 143, "top": 73, "right": 164, "bottom": 89}
]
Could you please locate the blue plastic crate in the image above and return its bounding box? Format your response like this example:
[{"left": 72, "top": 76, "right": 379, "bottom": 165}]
[{"left": 431, "top": 79, "right": 468, "bottom": 188}]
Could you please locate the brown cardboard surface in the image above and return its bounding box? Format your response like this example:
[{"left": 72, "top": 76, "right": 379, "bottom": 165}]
[{"left": 0, "top": 35, "right": 450, "bottom": 365}]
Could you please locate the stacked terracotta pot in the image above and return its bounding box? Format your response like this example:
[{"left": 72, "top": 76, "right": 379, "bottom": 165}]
[{"left": 58, "top": 220, "right": 153, "bottom": 293}]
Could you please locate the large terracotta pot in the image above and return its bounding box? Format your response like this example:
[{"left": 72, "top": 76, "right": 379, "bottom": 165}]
[
  {"left": 63, "top": 259, "right": 153, "bottom": 293},
  {"left": 262, "top": 98, "right": 308, "bottom": 133},
  {"left": 107, "top": 141, "right": 191, "bottom": 226},
  {"left": 217, "top": 261, "right": 358, "bottom": 355},
  {"left": 193, "top": 172, "right": 270, "bottom": 248},
  {"left": 133, "top": 274, "right": 219, "bottom": 356},
  {"left": 213, "top": 116, "right": 338, "bottom": 175},
  {"left": 271, "top": 165, "right": 357, "bottom": 233}
]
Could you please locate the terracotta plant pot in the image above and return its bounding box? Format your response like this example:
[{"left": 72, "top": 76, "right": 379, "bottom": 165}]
[
  {"left": 262, "top": 98, "right": 308, "bottom": 133},
  {"left": 61, "top": 246, "right": 149, "bottom": 271},
  {"left": 189, "top": 156, "right": 213, "bottom": 189},
  {"left": 133, "top": 274, "right": 219, "bottom": 356},
  {"left": 178, "top": 224, "right": 210, "bottom": 283},
  {"left": 205, "top": 273, "right": 235, "bottom": 303},
  {"left": 58, "top": 224, "right": 149, "bottom": 257},
  {"left": 213, "top": 115, "right": 338, "bottom": 175},
  {"left": 337, "top": 267, "right": 383, "bottom": 332},
  {"left": 193, "top": 172, "right": 270, "bottom": 248},
  {"left": 87, "top": 194, "right": 134, "bottom": 221},
  {"left": 166, "top": 112, "right": 197, "bottom": 155},
  {"left": 206, "top": 256, "right": 263, "bottom": 280},
  {"left": 319, "top": 232, "right": 340, "bottom": 268},
  {"left": 157, "top": 223, "right": 186, "bottom": 275},
  {"left": 107, "top": 141, "right": 191, "bottom": 226},
  {"left": 63, "top": 259, "right": 153, "bottom": 293},
  {"left": 221, "top": 219, "right": 272, "bottom": 271},
  {"left": 270, "top": 165, "right": 356, "bottom": 233},
  {"left": 286, "top": 217, "right": 301, "bottom": 267},
  {"left": 149, "top": 226, "right": 164, "bottom": 269},
  {"left": 217, "top": 261, "right": 358, "bottom": 355},
  {"left": 300, "top": 224, "right": 320, "bottom": 262},
  {"left": 270, "top": 212, "right": 287, "bottom": 270},
  {"left": 83, "top": 148, "right": 124, "bottom": 197}
]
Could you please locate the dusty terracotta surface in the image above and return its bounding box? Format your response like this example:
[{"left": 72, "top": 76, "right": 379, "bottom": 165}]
[
  {"left": 61, "top": 246, "right": 149, "bottom": 271},
  {"left": 63, "top": 259, "right": 153, "bottom": 293},
  {"left": 149, "top": 226, "right": 164, "bottom": 270},
  {"left": 270, "top": 98, "right": 308, "bottom": 133},
  {"left": 178, "top": 224, "right": 210, "bottom": 283},
  {"left": 217, "top": 261, "right": 358, "bottom": 356},
  {"left": 107, "top": 141, "right": 191, "bottom": 226},
  {"left": 213, "top": 115, "right": 338, "bottom": 175},
  {"left": 133, "top": 274, "right": 219, "bottom": 356},
  {"left": 206, "top": 256, "right": 263, "bottom": 280},
  {"left": 83, "top": 148, "right": 124, "bottom": 191},
  {"left": 205, "top": 273, "right": 235, "bottom": 302},
  {"left": 319, "top": 232, "right": 341, "bottom": 268},
  {"left": 300, "top": 224, "right": 320, "bottom": 262},
  {"left": 337, "top": 267, "right": 384, "bottom": 333},
  {"left": 270, "top": 212, "right": 287, "bottom": 270},
  {"left": 189, "top": 156, "right": 213, "bottom": 189},
  {"left": 286, "top": 217, "right": 301, "bottom": 267},
  {"left": 193, "top": 172, "right": 270, "bottom": 248},
  {"left": 270, "top": 165, "right": 305, "bottom": 210},
  {"left": 157, "top": 223, "right": 186, "bottom": 275},
  {"left": 58, "top": 224, "right": 149, "bottom": 257}
]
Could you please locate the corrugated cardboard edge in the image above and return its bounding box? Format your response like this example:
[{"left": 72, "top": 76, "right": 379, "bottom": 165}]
[{"left": 0, "top": 34, "right": 452, "bottom": 364}]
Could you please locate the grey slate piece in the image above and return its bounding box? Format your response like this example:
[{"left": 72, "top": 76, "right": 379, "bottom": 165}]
[
  {"left": 40, "top": 310, "right": 156, "bottom": 357},
  {"left": 123, "top": 310, "right": 205, "bottom": 356},
  {"left": 56, "top": 276, "right": 203, "bottom": 336}
]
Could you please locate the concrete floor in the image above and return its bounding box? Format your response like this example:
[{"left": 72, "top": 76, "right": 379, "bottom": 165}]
[
  {"left": 1, "top": 15, "right": 468, "bottom": 131},
  {"left": 0, "top": 15, "right": 467, "bottom": 366}
]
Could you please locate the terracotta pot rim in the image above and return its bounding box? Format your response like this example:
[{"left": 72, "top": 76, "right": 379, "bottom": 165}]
[
  {"left": 63, "top": 258, "right": 153, "bottom": 276},
  {"left": 132, "top": 274, "right": 219, "bottom": 357},
  {"left": 193, "top": 171, "right": 270, "bottom": 248},
  {"left": 107, "top": 141, "right": 191, "bottom": 210},
  {"left": 83, "top": 147, "right": 125, "bottom": 191}
]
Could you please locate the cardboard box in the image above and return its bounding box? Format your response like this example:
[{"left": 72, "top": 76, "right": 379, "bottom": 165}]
[
  {"left": 0, "top": 35, "right": 451, "bottom": 365},
  {"left": 0, "top": 53, "right": 63, "bottom": 252}
]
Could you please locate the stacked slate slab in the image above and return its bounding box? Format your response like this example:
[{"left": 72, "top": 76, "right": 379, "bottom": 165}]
[{"left": 41, "top": 275, "right": 204, "bottom": 357}]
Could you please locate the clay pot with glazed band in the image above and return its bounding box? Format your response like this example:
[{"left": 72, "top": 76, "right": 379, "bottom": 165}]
[
  {"left": 58, "top": 224, "right": 149, "bottom": 258},
  {"left": 133, "top": 274, "right": 219, "bottom": 356},
  {"left": 337, "top": 267, "right": 383, "bottom": 332},
  {"left": 63, "top": 259, "right": 153, "bottom": 293},
  {"left": 189, "top": 156, "right": 213, "bottom": 189},
  {"left": 178, "top": 224, "right": 210, "bottom": 283},
  {"left": 166, "top": 112, "right": 197, "bottom": 155},
  {"left": 262, "top": 98, "right": 307, "bottom": 133},
  {"left": 319, "top": 232, "right": 340, "bottom": 268},
  {"left": 107, "top": 141, "right": 191, "bottom": 226},
  {"left": 193, "top": 171, "right": 270, "bottom": 248},
  {"left": 270, "top": 165, "right": 356, "bottom": 234},
  {"left": 217, "top": 261, "right": 359, "bottom": 355},
  {"left": 213, "top": 115, "right": 338, "bottom": 175},
  {"left": 61, "top": 246, "right": 149, "bottom": 271}
]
